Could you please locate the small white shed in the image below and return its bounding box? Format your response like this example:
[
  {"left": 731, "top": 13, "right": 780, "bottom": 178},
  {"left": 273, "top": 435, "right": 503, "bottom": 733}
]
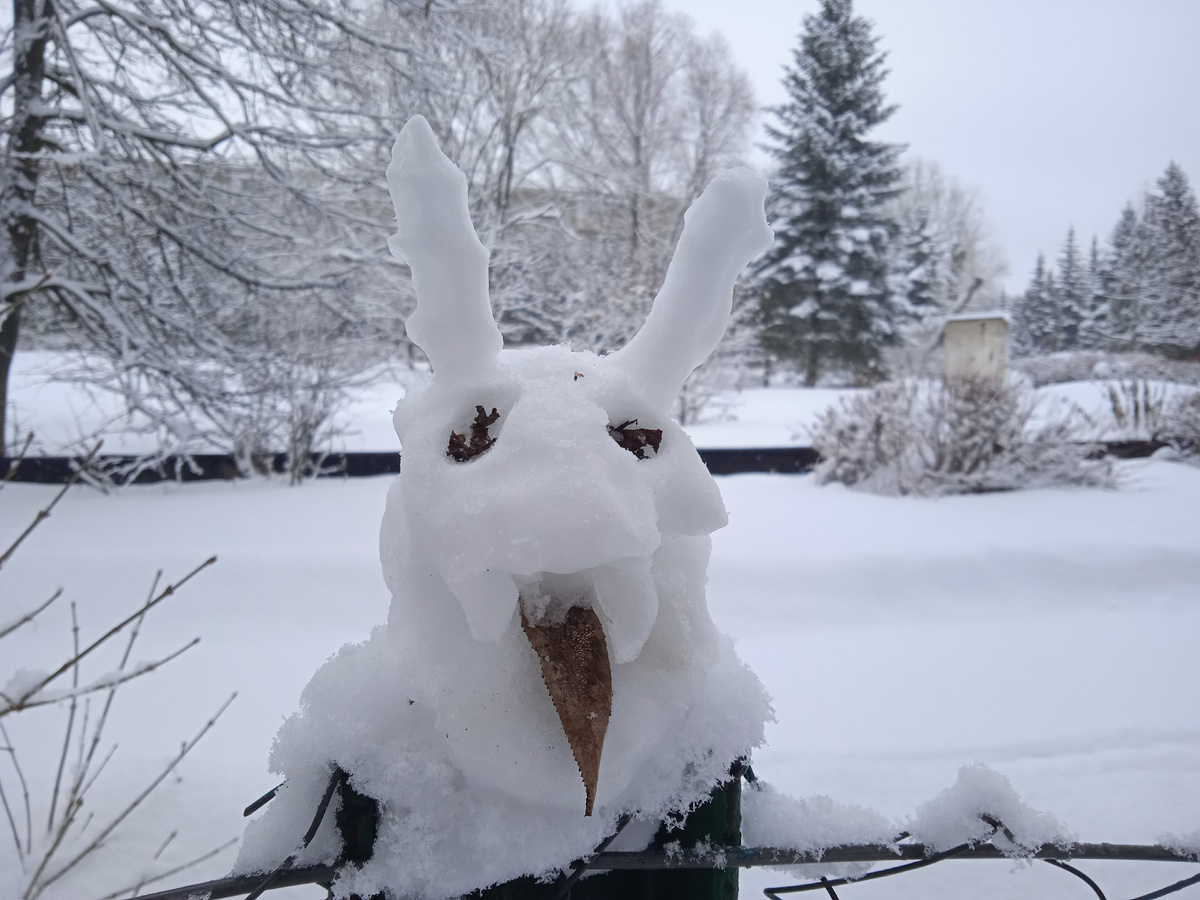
[{"left": 943, "top": 312, "right": 1010, "bottom": 383}]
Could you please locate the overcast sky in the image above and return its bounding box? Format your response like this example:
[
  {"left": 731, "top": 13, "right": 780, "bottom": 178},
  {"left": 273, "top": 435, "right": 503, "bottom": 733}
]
[{"left": 666, "top": 0, "right": 1200, "bottom": 293}]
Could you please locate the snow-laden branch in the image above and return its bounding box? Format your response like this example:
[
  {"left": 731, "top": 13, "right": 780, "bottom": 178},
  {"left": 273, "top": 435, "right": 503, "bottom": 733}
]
[
  {"left": 1, "top": 638, "right": 200, "bottom": 716},
  {"left": 0, "top": 555, "right": 215, "bottom": 719},
  {"left": 23, "top": 693, "right": 237, "bottom": 898}
]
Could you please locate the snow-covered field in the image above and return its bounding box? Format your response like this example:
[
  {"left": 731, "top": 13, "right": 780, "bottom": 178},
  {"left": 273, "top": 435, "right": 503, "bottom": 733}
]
[
  {"left": 3, "top": 456, "right": 1198, "bottom": 899},
  {"left": 10, "top": 350, "right": 1200, "bottom": 458}
]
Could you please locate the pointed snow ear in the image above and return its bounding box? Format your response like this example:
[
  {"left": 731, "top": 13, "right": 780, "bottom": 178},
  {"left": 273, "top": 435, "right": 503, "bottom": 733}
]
[
  {"left": 609, "top": 169, "right": 773, "bottom": 411},
  {"left": 387, "top": 116, "right": 502, "bottom": 381}
]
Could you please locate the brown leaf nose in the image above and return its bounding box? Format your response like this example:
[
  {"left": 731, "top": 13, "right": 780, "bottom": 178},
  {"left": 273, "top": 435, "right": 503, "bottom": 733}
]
[{"left": 520, "top": 603, "right": 612, "bottom": 817}]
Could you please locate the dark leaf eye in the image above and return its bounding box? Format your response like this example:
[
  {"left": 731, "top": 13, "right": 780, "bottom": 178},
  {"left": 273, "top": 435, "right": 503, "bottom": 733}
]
[
  {"left": 608, "top": 419, "right": 662, "bottom": 460},
  {"left": 448, "top": 405, "right": 500, "bottom": 462}
]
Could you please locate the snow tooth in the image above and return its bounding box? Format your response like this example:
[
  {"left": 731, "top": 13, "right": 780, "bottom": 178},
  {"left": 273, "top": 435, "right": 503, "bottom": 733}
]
[{"left": 591, "top": 558, "right": 658, "bottom": 664}]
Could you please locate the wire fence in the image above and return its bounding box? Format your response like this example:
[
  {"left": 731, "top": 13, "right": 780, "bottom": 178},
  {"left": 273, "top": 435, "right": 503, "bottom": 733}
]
[{"left": 123, "top": 769, "right": 1200, "bottom": 900}]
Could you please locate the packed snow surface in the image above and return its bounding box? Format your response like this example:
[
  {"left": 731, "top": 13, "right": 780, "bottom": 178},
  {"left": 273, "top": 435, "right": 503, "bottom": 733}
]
[{"left": 2, "top": 459, "right": 1199, "bottom": 899}]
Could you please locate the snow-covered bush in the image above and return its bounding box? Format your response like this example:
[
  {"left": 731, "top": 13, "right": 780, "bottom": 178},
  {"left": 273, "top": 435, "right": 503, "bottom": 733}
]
[
  {"left": 1106, "top": 379, "right": 1174, "bottom": 437},
  {"left": 1015, "top": 350, "right": 1200, "bottom": 387},
  {"left": 811, "top": 377, "right": 1114, "bottom": 496},
  {"left": 1156, "top": 389, "right": 1200, "bottom": 458}
]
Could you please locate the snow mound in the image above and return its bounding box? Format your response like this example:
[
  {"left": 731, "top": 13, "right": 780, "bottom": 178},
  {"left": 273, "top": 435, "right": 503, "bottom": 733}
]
[
  {"left": 236, "top": 117, "right": 774, "bottom": 898},
  {"left": 907, "top": 764, "right": 1072, "bottom": 855},
  {"left": 1158, "top": 830, "right": 1200, "bottom": 861},
  {"left": 742, "top": 781, "right": 896, "bottom": 879}
]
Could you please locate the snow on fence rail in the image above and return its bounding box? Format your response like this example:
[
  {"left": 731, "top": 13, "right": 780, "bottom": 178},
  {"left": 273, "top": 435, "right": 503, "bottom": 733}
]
[
  {"left": 110, "top": 768, "right": 1200, "bottom": 900},
  {"left": 0, "top": 442, "right": 1172, "bottom": 485}
]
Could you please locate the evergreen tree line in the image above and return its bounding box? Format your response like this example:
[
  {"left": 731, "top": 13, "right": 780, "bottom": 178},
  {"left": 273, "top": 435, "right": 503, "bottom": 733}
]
[{"left": 1011, "top": 163, "right": 1200, "bottom": 360}]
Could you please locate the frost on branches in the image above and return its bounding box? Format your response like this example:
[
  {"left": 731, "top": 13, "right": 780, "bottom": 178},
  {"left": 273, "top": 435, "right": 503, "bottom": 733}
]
[
  {"left": 236, "top": 117, "right": 775, "bottom": 898},
  {"left": 810, "top": 378, "right": 1115, "bottom": 496}
]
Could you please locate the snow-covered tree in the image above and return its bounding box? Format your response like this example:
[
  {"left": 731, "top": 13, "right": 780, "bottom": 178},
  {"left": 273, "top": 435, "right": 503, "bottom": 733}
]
[
  {"left": 0, "top": 0, "right": 433, "bottom": 458},
  {"left": 884, "top": 158, "right": 1007, "bottom": 372},
  {"left": 1056, "top": 227, "right": 1087, "bottom": 350},
  {"left": 1011, "top": 253, "right": 1057, "bottom": 356},
  {"left": 1103, "top": 203, "right": 1151, "bottom": 351},
  {"left": 887, "top": 159, "right": 1006, "bottom": 315},
  {"left": 1025, "top": 163, "right": 1200, "bottom": 361},
  {"left": 1079, "top": 235, "right": 1108, "bottom": 350},
  {"left": 542, "top": 0, "right": 754, "bottom": 356},
  {"left": 1144, "top": 162, "right": 1200, "bottom": 355},
  {"left": 753, "top": 0, "right": 906, "bottom": 386}
]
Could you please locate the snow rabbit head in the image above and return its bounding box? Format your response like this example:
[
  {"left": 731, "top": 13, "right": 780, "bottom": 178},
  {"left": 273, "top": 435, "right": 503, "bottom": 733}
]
[{"left": 379, "top": 116, "right": 772, "bottom": 814}]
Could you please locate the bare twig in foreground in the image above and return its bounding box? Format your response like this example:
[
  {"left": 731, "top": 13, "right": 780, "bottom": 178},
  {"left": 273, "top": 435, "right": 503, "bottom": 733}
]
[
  {"left": 0, "top": 557, "right": 216, "bottom": 718},
  {"left": 0, "top": 441, "right": 102, "bottom": 571},
  {"left": 25, "top": 693, "right": 237, "bottom": 899}
]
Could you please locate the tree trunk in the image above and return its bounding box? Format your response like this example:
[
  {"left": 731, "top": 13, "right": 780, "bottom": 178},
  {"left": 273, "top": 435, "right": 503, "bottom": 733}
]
[
  {"left": 1, "top": 0, "right": 51, "bottom": 454},
  {"left": 0, "top": 301, "right": 20, "bottom": 453},
  {"left": 804, "top": 347, "right": 820, "bottom": 387}
]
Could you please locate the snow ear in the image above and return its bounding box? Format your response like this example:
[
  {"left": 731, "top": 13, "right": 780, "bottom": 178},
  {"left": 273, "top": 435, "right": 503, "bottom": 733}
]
[
  {"left": 610, "top": 169, "right": 773, "bottom": 411},
  {"left": 387, "top": 116, "right": 502, "bottom": 381}
]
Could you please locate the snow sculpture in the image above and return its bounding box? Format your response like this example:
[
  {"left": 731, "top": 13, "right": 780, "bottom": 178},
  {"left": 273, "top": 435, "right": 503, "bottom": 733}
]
[{"left": 237, "top": 116, "right": 775, "bottom": 898}]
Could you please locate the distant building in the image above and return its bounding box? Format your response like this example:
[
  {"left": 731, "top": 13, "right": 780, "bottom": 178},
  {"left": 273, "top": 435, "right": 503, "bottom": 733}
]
[{"left": 943, "top": 312, "right": 1010, "bottom": 383}]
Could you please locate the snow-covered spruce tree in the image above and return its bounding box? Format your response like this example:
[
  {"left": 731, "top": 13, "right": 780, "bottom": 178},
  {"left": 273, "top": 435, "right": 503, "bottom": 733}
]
[
  {"left": 1143, "top": 162, "right": 1200, "bottom": 357},
  {"left": 1055, "top": 227, "right": 1087, "bottom": 350},
  {"left": 1079, "top": 235, "right": 1109, "bottom": 350},
  {"left": 1011, "top": 253, "right": 1057, "bottom": 356},
  {"left": 753, "top": 0, "right": 905, "bottom": 386},
  {"left": 1091, "top": 164, "right": 1199, "bottom": 358},
  {"left": 1105, "top": 203, "right": 1155, "bottom": 351}
]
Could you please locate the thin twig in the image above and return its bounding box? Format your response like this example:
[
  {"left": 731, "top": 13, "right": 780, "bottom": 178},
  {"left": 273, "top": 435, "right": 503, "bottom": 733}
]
[
  {"left": 28, "top": 693, "right": 237, "bottom": 896},
  {"left": 76, "top": 571, "right": 162, "bottom": 792},
  {"left": 0, "top": 587, "right": 63, "bottom": 641},
  {"left": 0, "top": 440, "right": 102, "bottom": 571},
  {"left": 0, "top": 556, "right": 215, "bottom": 715},
  {"left": 0, "top": 722, "right": 25, "bottom": 859},
  {"left": 0, "top": 720, "right": 35, "bottom": 857},
  {"left": 92, "top": 837, "right": 239, "bottom": 900},
  {"left": 154, "top": 830, "right": 178, "bottom": 860},
  {"left": 1, "top": 431, "right": 34, "bottom": 486},
  {"left": 47, "top": 602, "right": 83, "bottom": 833},
  {"left": 4, "top": 638, "right": 201, "bottom": 715}
]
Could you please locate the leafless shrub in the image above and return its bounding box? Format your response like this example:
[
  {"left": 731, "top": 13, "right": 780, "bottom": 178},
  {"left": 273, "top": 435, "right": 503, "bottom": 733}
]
[
  {"left": 1155, "top": 390, "right": 1200, "bottom": 458},
  {"left": 1015, "top": 351, "right": 1200, "bottom": 387},
  {"left": 811, "top": 378, "right": 1115, "bottom": 496},
  {"left": 1106, "top": 380, "right": 1173, "bottom": 436},
  {"left": 1, "top": 452, "right": 231, "bottom": 899}
]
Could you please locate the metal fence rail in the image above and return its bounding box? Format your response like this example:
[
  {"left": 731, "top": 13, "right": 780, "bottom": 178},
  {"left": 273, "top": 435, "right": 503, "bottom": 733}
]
[
  {"left": 122, "top": 842, "right": 1200, "bottom": 900},
  {"left": 2, "top": 440, "right": 1173, "bottom": 484},
  {"left": 122, "top": 772, "right": 1200, "bottom": 900}
]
